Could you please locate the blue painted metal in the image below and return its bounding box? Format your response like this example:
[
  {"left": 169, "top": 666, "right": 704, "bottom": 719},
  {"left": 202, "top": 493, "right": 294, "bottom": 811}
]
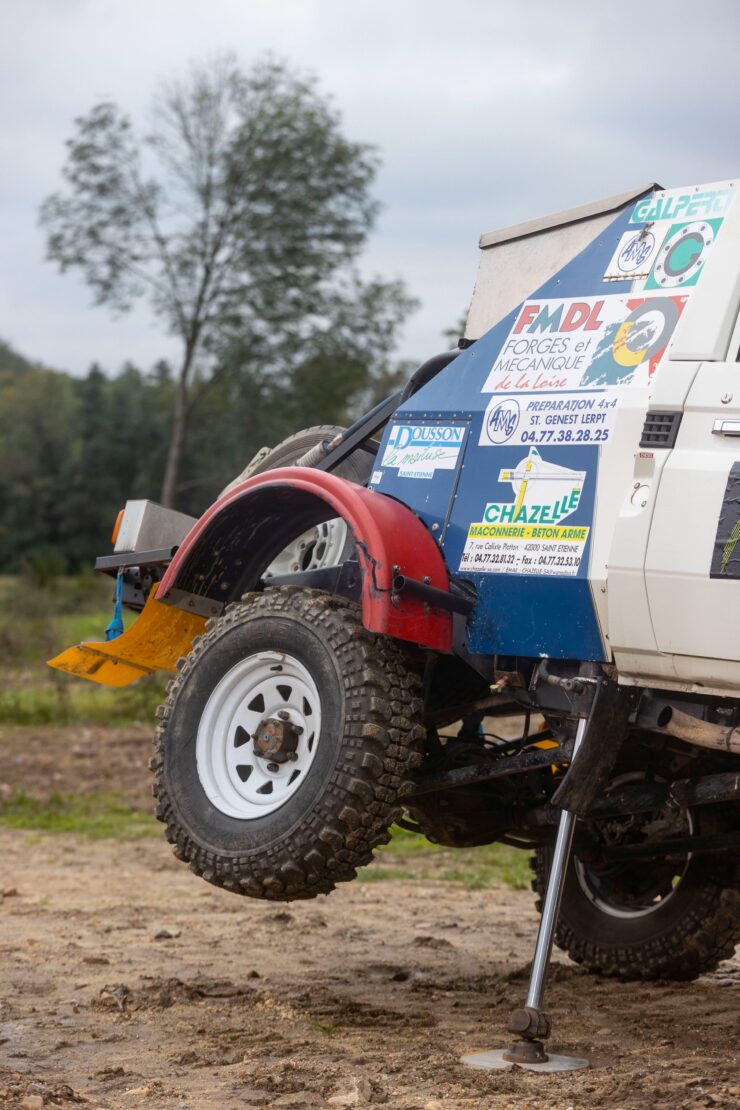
[
  {"left": 370, "top": 201, "right": 651, "bottom": 662},
  {"left": 104, "top": 570, "right": 125, "bottom": 642}
]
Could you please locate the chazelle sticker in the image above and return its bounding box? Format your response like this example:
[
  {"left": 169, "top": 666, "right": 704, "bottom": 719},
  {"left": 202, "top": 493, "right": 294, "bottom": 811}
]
[
  {"left": 381, "top": 423, "right": 465, "bottom": 479},
  {"left": 480, "top": 392, "right": 618, "bottom": 447},
  {"left": 480, "top": 294, "right": 686, "bottom": 394},
  {"left": 459, "top": 447, "right": 589, "bottom": 577}
]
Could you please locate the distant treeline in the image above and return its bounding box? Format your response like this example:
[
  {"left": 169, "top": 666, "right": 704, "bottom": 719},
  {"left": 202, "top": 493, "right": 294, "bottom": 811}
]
[{"left": 0, "top": 339, "right": 409, "bottom": 572}]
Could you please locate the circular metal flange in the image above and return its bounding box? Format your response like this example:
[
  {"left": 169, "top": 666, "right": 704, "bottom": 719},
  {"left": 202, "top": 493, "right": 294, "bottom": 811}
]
[
  {"left": 652, "top": 221, "right": 715, "bottom": 287},
  {"left": 462, "top": 1049, "right": 590, "bottom": 1073}
]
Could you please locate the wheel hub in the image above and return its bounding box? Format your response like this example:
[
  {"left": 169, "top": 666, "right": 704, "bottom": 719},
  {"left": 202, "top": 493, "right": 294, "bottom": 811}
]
[
  {"left": 254, "top": 712, "right": 302, "bottom": 763},
  {"left": 576, "top": 772, "right": 694, "bottom": 918}
]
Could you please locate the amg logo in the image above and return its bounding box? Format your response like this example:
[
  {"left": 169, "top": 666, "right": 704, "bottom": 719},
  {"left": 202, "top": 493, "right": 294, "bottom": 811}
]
[
  {"left": 488, "top": 403, "right": 518, "bottom": 437},
  {"left": 482, "top": 397, "right": 520, "bottom": 445}
]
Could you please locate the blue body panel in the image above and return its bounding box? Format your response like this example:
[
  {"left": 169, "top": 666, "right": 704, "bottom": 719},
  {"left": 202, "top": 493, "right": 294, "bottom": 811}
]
[{"left": 370, "top": 203, "right": 647, "bottom": 662}]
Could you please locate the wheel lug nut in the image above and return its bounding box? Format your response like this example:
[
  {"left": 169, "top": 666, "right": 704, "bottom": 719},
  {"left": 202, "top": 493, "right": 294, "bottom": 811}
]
[{"left": 267, "top": 762, "right": 279, "bottom": 772}]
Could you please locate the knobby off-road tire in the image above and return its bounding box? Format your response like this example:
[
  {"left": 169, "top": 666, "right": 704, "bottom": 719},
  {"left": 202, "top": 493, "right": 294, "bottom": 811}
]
[
  {"left": 531, "top": 844, "right": 739, "bottom": 982},
  {"left": 151, "top": 588, "right": 424, "bottom": 901},
  {"left": 250, "top": 425, "right": 374, "bottom": 484}
]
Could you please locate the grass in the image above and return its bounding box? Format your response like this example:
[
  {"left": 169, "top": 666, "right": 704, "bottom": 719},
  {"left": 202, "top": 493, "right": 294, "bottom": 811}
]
[
  {"left": 0, "top": 792, "right": 159, "bottom": 839},
  {"left": 0, "top": 674, "right": 165, "bottom": 726},
  {"left": 0, "top": 795, "right": 532, "bottom": 889},
  {"left": 370, "top": 827, "right": 532, "bottom": 890},
  {"left": 0, "top": 573, "right": 166, "bottom": 725}
]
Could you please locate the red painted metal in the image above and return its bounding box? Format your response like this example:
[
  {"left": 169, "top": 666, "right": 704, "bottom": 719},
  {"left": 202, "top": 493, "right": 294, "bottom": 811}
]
[{"left": 157, "top": 467, "right": 453, "bottom": 652}]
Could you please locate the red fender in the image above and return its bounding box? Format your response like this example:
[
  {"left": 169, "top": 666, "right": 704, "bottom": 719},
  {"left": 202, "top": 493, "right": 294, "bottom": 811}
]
[{"left": 157, "top": 467, "right": 453, "bottom": 652}]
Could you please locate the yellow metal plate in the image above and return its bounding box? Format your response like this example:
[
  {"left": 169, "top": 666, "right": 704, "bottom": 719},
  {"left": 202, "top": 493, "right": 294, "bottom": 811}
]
[{"left": 48, "top": 590, "right": 207, "bottom": 687}]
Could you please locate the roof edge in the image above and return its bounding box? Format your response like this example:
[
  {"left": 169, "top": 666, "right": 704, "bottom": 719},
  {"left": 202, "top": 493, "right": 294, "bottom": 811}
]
[{"left": 479, "top": 182, "right": 662, "bottom": 249}]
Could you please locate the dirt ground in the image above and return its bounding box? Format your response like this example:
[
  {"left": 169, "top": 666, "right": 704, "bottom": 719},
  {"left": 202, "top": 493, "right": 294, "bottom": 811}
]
[{"left": 1, "top": 726, "right": 739, "bottom": 1110}]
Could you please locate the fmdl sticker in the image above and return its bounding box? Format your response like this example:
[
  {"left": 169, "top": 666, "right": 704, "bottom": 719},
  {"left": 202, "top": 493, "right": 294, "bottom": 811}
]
[{"left": 480, "top": 294, "right": 687, "bottom": 395}]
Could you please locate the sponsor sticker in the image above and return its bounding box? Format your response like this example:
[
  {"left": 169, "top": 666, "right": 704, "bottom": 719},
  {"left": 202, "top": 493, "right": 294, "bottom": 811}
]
[
  {"left": 480, "top": 392, "right": 619, "bottom": 447},
  {"left": 459, "top": 447, "right": 589, "bottom": 577},
  {"left": 480, "top": 294, "right": 686, "bottom": 395},
  {"left": 380, "top": 422, "right": 465, "bottom": 479},
  {"left": 604, "top": 228, "right": 658, "bottom": 281},
  {"left": 630, "top": 185, "right": 734, "bottom": 224},
  {"left": 645, "top": 219, "right": 722, "bottom": 290}
]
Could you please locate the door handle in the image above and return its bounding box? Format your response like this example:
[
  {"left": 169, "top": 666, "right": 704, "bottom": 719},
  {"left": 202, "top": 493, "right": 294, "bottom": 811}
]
[{"left": 712, "top": 419, "right": 740, "bottom": 436}]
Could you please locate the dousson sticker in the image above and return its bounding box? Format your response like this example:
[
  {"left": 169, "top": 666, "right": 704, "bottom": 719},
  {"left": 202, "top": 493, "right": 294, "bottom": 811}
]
[
  {"left": 459, "top": 447, "right": 589, "bottom": 577},
  {"left": 380, "top": 423, "right": 464, "bottom": 479}
]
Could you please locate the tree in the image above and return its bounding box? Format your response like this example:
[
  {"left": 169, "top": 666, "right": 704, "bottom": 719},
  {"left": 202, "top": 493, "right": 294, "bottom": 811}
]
[
  {"left": 40, "top": 55, "right": 411, "bottom": 506},
  {"left": 0, "top": 358, "right": 78, "bottom": 569}
]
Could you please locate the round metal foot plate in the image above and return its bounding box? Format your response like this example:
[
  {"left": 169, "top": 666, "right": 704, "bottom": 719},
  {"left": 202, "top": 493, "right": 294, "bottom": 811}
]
[{"left": 462, "top": 1049, "right": 590, "bottom": 1073}]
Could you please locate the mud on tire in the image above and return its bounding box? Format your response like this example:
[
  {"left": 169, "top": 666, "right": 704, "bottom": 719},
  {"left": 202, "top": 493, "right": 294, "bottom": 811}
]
[
  {"left": 531, "top": 843, "right": 739, "bottom": 982},
  {"left": 150, "top": 588, "right": 424, "bottom": 901}
]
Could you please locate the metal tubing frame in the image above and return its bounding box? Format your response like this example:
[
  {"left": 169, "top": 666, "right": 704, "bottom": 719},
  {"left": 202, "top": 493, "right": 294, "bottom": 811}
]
[
  {"left": 316, "top": 390, "right": 402, "bottom": 472},
  {"left": 409, "top": 743, "right": 568, "bottom": 797},
  {"left": 524, "top": 717, "right": 587, "bottom": 1012}
]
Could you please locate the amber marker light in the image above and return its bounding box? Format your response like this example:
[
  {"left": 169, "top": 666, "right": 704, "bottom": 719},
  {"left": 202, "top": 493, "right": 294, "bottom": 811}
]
[{"left": 111, "top": 509, "right": 125, "bottom": 546}]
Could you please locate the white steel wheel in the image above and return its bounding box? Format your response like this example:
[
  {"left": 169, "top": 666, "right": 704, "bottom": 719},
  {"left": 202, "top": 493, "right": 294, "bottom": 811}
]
[
  {"left": 230, "top": 424, "right": 370, "bottom": 580},
  {"left": 264, "top": 518, "right": 349, "bottom": 577},
  {"left": 196, "top": 650, "right": 322, "bottom": 819}
]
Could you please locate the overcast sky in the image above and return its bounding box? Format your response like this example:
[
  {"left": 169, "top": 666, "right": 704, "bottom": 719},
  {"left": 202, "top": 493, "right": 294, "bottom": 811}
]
[{"left": 2, "top": 0, "right": 739, "bottom": 376}]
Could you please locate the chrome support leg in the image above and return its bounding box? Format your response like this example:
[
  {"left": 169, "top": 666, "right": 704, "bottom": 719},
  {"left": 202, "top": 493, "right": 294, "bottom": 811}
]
[{"left": 462, "top": 716, "right": 590, "bottom": 1073}]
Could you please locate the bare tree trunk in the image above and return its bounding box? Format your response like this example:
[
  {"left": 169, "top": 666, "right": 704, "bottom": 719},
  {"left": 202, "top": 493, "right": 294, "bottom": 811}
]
[{"left": 160, "top": 349, "right": 194, "bottom": 507}]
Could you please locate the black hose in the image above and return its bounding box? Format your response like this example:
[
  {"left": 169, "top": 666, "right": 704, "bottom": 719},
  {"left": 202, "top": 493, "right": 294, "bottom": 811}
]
[{"left": 399, "top": 349, "right": 462, "bottom": 404}]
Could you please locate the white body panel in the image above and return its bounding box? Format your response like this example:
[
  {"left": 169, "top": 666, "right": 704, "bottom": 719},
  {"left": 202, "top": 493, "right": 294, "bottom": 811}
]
[
  {"left": 643, "top": 362, "right": 740, "bottom": 680},
  {"left": 609, "top": 181, "right": 740, "bottom": 693}
]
